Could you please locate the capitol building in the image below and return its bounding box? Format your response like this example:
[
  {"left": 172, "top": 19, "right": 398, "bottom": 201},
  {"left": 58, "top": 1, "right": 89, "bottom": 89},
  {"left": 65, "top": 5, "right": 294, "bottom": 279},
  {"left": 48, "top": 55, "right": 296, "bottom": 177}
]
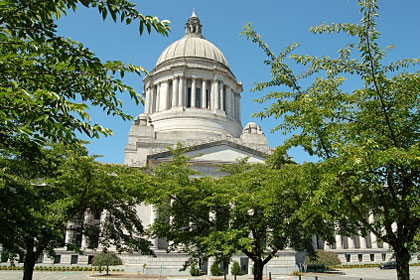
[{"left": 50, "top": 10, "right": 391, "bottom": 275}]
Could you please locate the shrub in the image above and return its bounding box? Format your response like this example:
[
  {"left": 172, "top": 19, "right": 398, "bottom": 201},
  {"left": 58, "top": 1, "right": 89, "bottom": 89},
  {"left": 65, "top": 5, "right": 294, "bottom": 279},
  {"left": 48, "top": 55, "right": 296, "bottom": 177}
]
[
  {"left": 91, "top": 252, "right": 123, "bottom": 275},
  {"left": 190, "top": 263, "right": 199, "bottom": 276},
  {"left": 305, "top": 249, "right": 341, "bottom": 270},
  {"left": 210, "top": 261, "right": 221, "bottom": 276},
  {"left": 231, "top": 261, "right": 241, "bottom": 276},
  {"left": 291, "top": 271, "right": 303, "bottom": 276}
]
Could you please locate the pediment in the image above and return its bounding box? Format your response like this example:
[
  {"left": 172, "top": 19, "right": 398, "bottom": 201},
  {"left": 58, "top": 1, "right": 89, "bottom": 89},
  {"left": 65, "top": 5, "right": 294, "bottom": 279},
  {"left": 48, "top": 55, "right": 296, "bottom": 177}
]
[{"left": 148, "top": 140, "right": 268, "bottom": 164}]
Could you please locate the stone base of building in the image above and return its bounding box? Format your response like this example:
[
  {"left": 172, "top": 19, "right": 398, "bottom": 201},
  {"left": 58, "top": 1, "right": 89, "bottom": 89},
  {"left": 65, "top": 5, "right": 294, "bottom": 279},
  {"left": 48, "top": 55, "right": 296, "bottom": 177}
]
[{"left": 2, "top": 247, "right": 395, "bottom": 276}]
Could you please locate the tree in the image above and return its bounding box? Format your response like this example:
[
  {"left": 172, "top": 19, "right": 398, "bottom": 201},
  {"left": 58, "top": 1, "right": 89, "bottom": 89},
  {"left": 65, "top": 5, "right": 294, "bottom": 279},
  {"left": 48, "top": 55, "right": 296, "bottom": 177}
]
[
  {"left": 231, "top": 261, "right": 241, "bottom": 276},
  {"left": 1, "top": 2, "right": 169, "bottom": 280},
  {"left": 210, "top": 261, "right": 221, "bottom": 276},
  {"left": 241, "top": 1, "right": 420, "bottom": 280},
  {"left": 0, "top": 144, "right": 152, "bottom": 280},
  {"left": 91, "top": 251, "right": 123, "bottom": 275},
  {"left": 0, "top": 0, "right": 170, "bottom": 151},
  {"left": 149, "top": 147, "right": 332, "bottom": 280},
  {"left": 304, "top": 250, "right": 341, "bottom": 271},
  {"left": 189, "top": 262, "right": 199, "bottom": 276}
]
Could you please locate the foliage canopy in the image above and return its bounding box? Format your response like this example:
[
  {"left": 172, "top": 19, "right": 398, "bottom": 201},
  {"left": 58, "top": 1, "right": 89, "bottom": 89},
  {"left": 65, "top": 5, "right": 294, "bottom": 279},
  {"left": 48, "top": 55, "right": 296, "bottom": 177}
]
[
  {"left": 91, "top": 251, "right": 123, "bottom": 274},
  {"left": 0, "top": 0, "right": 170, "bottom": 150},
  {"left": 149, "top": 147, "right": 332, "bottom": 280},
  {"left": 305, "top": 250, "right": 341, "bottom": 267},
  {"left": 0, "top": 2, "right": 170, "bottom": 280},
  {"left": 242, "top": 1, "right": 419, "bottom": 280}
]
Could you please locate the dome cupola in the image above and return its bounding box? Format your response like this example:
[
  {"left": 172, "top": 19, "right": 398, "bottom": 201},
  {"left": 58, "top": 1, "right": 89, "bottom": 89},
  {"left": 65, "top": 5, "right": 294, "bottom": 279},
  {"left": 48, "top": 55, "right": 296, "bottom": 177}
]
[
  {"left": 155, "top": 10, "right": 229, "bottom": 68},
  {"left": 184, "top": 9, "right": 203, "bottom": 37},
  {"left": 141, "top": 10, "right": 243, "bottom": 139}
]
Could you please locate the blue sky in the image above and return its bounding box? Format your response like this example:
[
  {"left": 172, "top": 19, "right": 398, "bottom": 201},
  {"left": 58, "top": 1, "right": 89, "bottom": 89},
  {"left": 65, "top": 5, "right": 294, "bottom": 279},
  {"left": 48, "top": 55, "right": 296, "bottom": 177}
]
[{"left": 57, "top": 0, "right": 420, "bottom": 163}]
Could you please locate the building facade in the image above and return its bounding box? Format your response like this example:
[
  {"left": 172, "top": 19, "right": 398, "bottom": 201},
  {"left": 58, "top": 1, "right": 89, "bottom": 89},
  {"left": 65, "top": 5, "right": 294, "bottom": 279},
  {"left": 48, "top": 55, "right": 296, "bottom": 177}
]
[{"left": 41, "top": 10, "right": 391, "bottom": 274}]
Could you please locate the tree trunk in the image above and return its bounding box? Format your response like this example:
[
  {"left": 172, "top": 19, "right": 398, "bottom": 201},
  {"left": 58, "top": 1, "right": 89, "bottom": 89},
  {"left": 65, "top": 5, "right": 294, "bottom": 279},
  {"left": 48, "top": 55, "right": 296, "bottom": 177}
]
[
  {"left": 23, "top": 258, "right": 36, "bottom": 280},
  {"left": 22, "top": 238, "right": 37, "bottom": 280},
  {"left": 106, "top": 265, "right": 109, "bottom": 275},
  {"left": 22, "top": 238, "right": 45, "bottom": 280},
  {"left": 253, "top": 259, "right": 264, "bottom": 280},
  {"left": 395, "top": 245, "right": 410, "bottom": 280}
]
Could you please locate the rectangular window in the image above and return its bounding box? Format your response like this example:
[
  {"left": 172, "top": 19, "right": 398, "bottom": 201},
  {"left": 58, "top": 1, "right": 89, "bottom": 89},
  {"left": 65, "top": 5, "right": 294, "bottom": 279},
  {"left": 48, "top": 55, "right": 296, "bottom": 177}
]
[
  {"left": 358, "top": 254, "right": 363, "bottom": 262},
  {"left": 88, "top": 255, "right": 94, "bottom": 265},
  {"left": 381, "top": 253, "right": 386, "bottom": 261},
  {"left": 54, "top": 255, "right": 61, "bottom": 264},
  {"left": 370, "top": 254, "right": 375, "bottom": 261},
  {"left": 71, "top": 255, "right": 78, "bottom": 265},
  {"left": 345, "top": 253, "right": 351, "bottom": 262}
]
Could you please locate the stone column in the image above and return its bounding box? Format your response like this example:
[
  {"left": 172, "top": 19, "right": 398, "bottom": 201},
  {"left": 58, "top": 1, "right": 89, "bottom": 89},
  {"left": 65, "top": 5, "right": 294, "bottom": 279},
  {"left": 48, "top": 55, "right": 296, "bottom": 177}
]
[
  {"left": 151, "top": 86, "right": 156, "bottom": 113},
  {"left": 64, "top": 222, "right": 75, "bottom": 246},
  {"left": 145, "top": 86, "right": 150, "bottom": 114},
  {"left": 155, "top": 83, "right": 161, "bottom": 112},
  {"left": 360, "top": 234, "right": 367, "bottom": 249},
  {"left": 211, "top": 80, "right": 218, "bottom": 110},
  {"left": 369, "top": 214, "right": 378, "bottom": 248},
  {"left": 335, "top": 233, "right": 342, "bottom": 249},
  {"left": 234, "top": 93, "right": 239, "bottom": 119},
  {"left": 81, "top": 211, "right": 91, "bottom": 249},
  {"left": 178, "top": 76, "right": 184, "bottom": 106},
  {"left": 219, "top": 82, "right": 224, "bottom": 111},
  {"left": 207, "top": 257, "right": 215, "bottom": 276},
  {"left": 348, "top": 236, "right": 356, "bottom": 249},
  {"left": 149, "top": 86, "right": 154, "bottom": 114},
  {"left": 165, "top": 80, "right": 170, "bottom": 109},
  {"left": 159, "top": 81, "right": 168, "bottom": 111},
  {"left": 191, "top": 78, "right": 196, "bottom": 108},
  {"left": 234, "top": 93, "right": 238, "bottom": 119},
  {"left": 237, "top": 93, "right": 241, "bottom": 120},
  {"left": 225, "top": 87, "right": 231, "bottom": 116},
  {"left": 172, "top": 77, "right": 179, "bottom": 108},
  {"left": 183, "top": 77, "right": 188, "bottom": 107},
  {"left": 201, "top": 80, "right": 207, "bottom": 108},
  {"left": 231, "top": 91, "right": 236, "bottom": 119},
  {"left": 370, "top": 233, "right": 378, "bottom": 248}
]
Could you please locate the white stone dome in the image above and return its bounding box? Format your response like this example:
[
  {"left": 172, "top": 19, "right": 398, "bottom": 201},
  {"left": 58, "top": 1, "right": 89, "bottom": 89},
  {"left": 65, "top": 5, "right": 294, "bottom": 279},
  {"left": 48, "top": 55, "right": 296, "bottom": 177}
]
[
  {"left": 242, "top": 122, "right": 264, "bottom": 135},
  {"left": 155, "top": 9, "right": 229, "bottom": 68},
  {"left": 156, "top": 36, "right": 229, "bottom": 68},
  {"left": 141, "top": 10, "right": 243, "bottom": 140}
]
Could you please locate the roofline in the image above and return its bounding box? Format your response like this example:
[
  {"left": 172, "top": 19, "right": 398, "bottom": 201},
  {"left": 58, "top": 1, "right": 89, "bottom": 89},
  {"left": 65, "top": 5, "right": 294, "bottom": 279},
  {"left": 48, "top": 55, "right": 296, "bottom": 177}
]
[{"left": 147, "top": 139, "right": 269, "bottom": 161}]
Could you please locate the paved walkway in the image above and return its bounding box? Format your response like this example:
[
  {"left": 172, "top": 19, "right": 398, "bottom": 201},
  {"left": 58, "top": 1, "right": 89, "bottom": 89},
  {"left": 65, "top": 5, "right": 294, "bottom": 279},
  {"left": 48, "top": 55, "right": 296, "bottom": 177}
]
[{"left": 2, "top": 267, "right": 420, "bottom": 280}]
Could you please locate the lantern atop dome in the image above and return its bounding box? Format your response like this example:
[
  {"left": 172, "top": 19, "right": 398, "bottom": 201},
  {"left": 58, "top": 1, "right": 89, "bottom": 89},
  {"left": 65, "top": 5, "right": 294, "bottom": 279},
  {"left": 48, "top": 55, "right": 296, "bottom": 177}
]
[{"left": 184, "top": 9, "right": 203, "bottom": 38}]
